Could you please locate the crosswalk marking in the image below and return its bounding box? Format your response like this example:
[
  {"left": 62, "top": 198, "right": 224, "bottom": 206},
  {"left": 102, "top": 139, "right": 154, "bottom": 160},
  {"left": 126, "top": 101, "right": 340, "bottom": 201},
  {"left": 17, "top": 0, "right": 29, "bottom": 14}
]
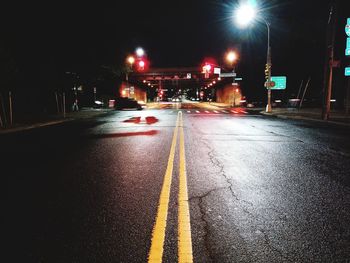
[{"left": 151, "top": 109, "right": 249, "bottom": 115}]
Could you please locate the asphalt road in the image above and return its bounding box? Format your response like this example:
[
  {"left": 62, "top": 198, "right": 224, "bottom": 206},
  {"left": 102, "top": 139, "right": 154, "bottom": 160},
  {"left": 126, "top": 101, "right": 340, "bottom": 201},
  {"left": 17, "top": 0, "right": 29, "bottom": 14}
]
[{"left": 3, "top": 103, "right": 350, "bottom": 262}]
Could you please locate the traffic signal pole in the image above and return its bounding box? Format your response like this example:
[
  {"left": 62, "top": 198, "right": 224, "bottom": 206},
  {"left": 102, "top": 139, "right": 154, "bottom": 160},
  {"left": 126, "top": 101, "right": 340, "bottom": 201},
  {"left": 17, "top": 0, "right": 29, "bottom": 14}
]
[
  {"left": 322, "top": 1, "right": 338, "bottom": 120},
  {"left": 265, "top": 20, "right": 272, "bottom": 113}
]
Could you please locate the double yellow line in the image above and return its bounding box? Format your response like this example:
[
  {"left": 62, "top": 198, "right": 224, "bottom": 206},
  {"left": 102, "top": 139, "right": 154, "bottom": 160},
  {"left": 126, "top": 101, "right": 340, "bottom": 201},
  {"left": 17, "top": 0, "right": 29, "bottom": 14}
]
[{"left": 148, "top": 111, "right": 193, "bottom": 263}]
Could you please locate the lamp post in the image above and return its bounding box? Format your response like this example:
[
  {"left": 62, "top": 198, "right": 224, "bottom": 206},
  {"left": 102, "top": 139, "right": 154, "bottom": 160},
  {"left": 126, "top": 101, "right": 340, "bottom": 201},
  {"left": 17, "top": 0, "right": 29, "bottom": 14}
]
[
  {"left": 226, "top": 51, "right": 238, "bottom": 84},
  {"left": 126, "top": 56, "right": 135, "bottom": 98},
  {"left": 234, "top": 3, "right": 272, "bottom": 113},
  {"left": 264, "top": 19, "right": 272, "bottom": 113}
]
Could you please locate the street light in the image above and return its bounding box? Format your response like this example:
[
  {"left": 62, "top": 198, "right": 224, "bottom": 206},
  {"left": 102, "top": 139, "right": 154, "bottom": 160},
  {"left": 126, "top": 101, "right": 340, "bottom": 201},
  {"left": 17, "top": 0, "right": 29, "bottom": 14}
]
[
  {"left": 127, "top": 56, "right": 135, "bottom": 65},
  {"left": 226, "top": 50, "right": 238, "bottom": 88},
  {"left": 226, "top": 51, "right": 238, "bottom": 65},
  {"left": 125, "top": 56, "right": 135, "bottom": 98},
  {"left": 234, "top": 3, "right": 272, "bottom": 113},
  {"left": 136, "top": 47, "right": 145, "bottom": 57}
]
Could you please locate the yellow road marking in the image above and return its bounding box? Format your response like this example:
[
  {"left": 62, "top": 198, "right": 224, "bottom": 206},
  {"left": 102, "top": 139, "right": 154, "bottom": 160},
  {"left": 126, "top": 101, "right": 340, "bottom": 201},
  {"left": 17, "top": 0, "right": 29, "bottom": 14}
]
[
  {"left": 148, "top": 113, "right": 179, "bottom": 263},
  {"left": 178, "top": 112, "right": 193, "bottom": 263}
]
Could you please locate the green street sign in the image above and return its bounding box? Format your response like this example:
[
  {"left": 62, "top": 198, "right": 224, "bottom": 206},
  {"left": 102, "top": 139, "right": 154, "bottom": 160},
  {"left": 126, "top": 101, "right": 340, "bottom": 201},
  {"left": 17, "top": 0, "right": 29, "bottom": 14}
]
[
  {"left": 346, "top": 38, "right": 350, "bottom": 56},
  {"left": 345, "top": 67, "right": 350, "bottom": 77},
  {"left": 348, "top": 18, "right": 350, "bottom": 25},
  {"left": 346, "top": 24, "right": 350, "bottom": 37},
  {"left": 270, "top": 76, "right": 287, "bottom": 90}
]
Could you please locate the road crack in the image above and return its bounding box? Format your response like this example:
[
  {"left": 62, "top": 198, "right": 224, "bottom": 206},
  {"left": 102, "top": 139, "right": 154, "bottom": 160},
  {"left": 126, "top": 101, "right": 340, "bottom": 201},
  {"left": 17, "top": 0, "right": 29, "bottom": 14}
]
[{"left": 199, "top": 137, "right": 294, "bottom": 261}]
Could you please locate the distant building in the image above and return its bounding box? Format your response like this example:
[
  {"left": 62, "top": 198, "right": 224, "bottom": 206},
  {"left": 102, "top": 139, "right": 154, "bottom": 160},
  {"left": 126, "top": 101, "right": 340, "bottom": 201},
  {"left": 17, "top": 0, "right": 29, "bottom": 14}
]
[{"left": 216, "top": 84, "right": 242, "bottom": 106}]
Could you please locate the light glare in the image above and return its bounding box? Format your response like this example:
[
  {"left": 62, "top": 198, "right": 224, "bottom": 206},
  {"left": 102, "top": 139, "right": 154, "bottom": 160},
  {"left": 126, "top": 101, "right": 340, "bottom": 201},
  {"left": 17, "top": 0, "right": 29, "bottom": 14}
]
[
  {"left": 127, "top": 56, "right": 135, "bottom": 64},
  {"left": 136, "top": 47, "right": 145, "bottom": 57},
  {"left": 234, "top": 4, "right": 256, "bottom": 27},
  {"left": 226, "top": 51, "right": 237, "bottom": 63}
]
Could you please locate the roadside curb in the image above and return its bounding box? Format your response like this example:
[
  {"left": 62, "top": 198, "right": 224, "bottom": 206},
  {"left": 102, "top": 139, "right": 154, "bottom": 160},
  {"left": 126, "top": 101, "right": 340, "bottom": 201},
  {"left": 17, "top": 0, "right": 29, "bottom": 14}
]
[
  {"left": 0, "top": 109, "right": 112, "bottom": 135},
  {"left": 0, "top": 118, "right": 74, "bottom": 135},
  {"left": 260, "top": 111, "right": 350, "bottom": 127}
]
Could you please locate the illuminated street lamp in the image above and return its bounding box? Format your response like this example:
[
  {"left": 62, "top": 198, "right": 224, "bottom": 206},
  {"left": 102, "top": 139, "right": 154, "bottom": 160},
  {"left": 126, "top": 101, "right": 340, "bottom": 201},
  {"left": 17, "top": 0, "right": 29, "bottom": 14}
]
[
  {"left": 234, "top": 3, "right": 272, "bottom": 113},
  {"left": 226, "top": 51, "right": 238, "bottom": 85},
  {"left": 226, "top": 51, "right": 238, "bottom": 65},
  {"left": 125, "top": 55, "right": 136, "bottom": 98},
  {"left": 127, "top": 56, "right": 135, "bottom": 65},
  {"left": 136, "top": 47, "right": 145, "bottom": 57}
]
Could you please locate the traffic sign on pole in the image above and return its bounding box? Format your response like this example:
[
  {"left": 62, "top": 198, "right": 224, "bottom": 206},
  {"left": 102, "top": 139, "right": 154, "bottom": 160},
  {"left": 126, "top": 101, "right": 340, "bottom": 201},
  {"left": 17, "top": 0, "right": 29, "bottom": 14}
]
[
  {"left": 345, "top": 67, "right": 350, "bottom": 77},
  {"left": 346, "top": 24, "right": 350, "bottom": 37},
  {"left": 214, "top": 67, "right": 221, "bottom": 74},
  {"left": 346, "top": 38, "right": 350, "bottom": 56},
  {"left": 270, "top": 76, "right": 287, "bottom": 90},
  {"left": 219, "top": 72, "right": 237, "bottom": 78}
]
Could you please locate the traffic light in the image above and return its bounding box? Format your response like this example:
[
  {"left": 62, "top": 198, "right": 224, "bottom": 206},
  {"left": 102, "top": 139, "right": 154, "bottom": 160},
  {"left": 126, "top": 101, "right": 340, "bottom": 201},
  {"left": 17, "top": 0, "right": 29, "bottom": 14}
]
[
  {"left": 202, "top": 63, "right": 212, "bottom": 73},
  {"left": 138, "top": 60, "right": 145, "bottom": 71},
  {"left": 264, "top": 63, "right": 269, "bottom": 81},
  {"left": 135, "top": 58, "right": 149, "bottom": 72}
]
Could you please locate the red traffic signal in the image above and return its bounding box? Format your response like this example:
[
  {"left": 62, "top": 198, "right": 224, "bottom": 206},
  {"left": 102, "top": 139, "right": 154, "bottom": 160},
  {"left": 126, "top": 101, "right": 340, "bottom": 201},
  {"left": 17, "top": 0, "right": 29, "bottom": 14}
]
[{"left": 202, "top": 63, "right": 212, "bottom": 73}]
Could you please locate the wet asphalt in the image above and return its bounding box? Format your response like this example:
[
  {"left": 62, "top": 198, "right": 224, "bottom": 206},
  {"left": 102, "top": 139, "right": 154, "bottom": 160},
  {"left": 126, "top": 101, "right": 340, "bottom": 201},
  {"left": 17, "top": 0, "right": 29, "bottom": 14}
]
[{"left": 3, "top": 103, "right": 350, "bottom": 262}]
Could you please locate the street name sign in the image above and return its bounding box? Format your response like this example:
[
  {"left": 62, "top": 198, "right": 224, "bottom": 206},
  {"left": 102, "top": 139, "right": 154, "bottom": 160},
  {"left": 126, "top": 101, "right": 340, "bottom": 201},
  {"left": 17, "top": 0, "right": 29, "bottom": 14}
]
[
  {"left": 214, "top": 67, "right": 221, "bottom": 74},
  {"left": 220, "top": 72, "right": 236, "bottom": 78},
  {"left": 345, "top": 67, "right": 350, "bottom": 77},
  {"left": 346, "top": 38, "right": 350, "bottom": 56},
  {"left": 346, "top": 19, "right": 350, "bottom": 37},
  {"left": 270, "top": 76, "right": 287, "bottom": 90}
]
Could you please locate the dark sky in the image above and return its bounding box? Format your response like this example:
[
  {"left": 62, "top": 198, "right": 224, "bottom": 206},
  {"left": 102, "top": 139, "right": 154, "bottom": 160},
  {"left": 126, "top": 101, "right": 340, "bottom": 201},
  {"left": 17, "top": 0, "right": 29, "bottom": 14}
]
[{"left": 1, "top": 0, "right": 349, "bottom": 101}]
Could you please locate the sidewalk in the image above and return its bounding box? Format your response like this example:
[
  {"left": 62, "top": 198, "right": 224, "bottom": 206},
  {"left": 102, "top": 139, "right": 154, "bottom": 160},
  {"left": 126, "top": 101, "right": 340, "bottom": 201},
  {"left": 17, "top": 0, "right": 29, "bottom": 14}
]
[
  {"left": 261, "top": 108, "right": 350, "bottom": 127},
  {"left": 0, "top": 108, "right": 111, "bottom": 134}
]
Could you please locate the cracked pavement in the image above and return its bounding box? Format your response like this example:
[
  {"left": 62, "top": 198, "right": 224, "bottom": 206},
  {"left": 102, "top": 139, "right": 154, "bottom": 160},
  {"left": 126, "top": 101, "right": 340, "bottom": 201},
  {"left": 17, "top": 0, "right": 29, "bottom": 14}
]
[
  {"left": 185, "top": 112, "right": 350, "bottom": 262},
  {"left": 4, "top": 106, "right": 350, "bottom": 262}
]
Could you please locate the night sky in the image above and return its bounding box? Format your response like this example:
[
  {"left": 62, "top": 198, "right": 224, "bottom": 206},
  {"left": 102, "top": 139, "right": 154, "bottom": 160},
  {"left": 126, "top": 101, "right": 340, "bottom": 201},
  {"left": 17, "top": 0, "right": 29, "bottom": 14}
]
[{"left": 1, "top": 0, "right": 349, "bottom": 102}]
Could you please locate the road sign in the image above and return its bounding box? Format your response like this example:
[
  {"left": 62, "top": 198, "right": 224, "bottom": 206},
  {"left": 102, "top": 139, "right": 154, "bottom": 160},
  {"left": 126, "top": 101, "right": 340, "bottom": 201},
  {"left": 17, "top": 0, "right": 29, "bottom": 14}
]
[
  {"left": 346, "top": 38, "right": 350, "bottom": 56},
  {"left": 214, "top": 67, "right": 221, "bottom": 74},
  {"left": 270, "top": 76, "right": 287, "bottom": 90},
  {"left": 345, "top": 67, "right": 350, "bottom": 76},
  {"left": 348, "top": 18, "right": 350, "bottom": 25},
  {"left": 346, "top": 24, "right": 350, "bottom": 37},
  {"left": 220, "top": 72, "right": 237, "bottom": 78},
  {"left": 235, "top": 77, "right": 243, "bottom": 81}
]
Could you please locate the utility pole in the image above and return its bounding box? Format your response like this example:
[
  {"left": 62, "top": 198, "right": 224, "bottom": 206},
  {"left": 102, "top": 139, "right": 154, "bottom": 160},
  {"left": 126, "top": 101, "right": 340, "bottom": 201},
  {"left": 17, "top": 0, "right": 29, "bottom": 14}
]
[
  {"left": 63, "top": 92, "right": 66, "bottom": 118},
  {"left": 9, "top": 91, "right": 13, "bottom": 125},
  {"left": 0, "top": 93, "right": 7, "bottom": 125},
  {"left": 346, "top": 78, "right": 350, "bottom": 114},
  {"left": 322, "top": 1, "right": 338, "bottom": 120}
]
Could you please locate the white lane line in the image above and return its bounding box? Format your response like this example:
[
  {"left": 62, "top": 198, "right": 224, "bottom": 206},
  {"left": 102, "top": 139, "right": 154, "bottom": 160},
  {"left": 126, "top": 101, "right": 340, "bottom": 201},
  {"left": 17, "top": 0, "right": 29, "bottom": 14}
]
[
  {"left": 187, "top": 111, "right": 191, "bottom": 113},
  {"left": 205, "top": 110, "right": 210, "bottom": 113},
  {"left": 222, "top": 110, "right": 229, "bottom": 113},
  {"left": 231, "top": 110, "right": 238, "bottom": 113},
  {"left": 195, "top": 110, "right": 200, "bottom": 113},
  {"left": 241, "top": 110, "right": 248, "bottom": 114},
  {"left": 213, "top": 110, "right": 219, "bottom": 113}
]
